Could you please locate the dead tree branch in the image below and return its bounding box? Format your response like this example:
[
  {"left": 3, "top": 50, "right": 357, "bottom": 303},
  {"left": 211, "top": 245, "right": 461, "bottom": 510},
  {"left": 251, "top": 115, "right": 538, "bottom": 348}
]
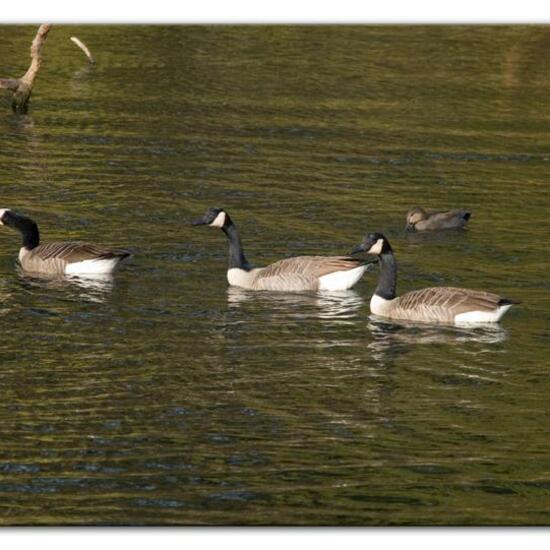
[
  {"left": 70, "top": 36, "right": 95, "bottom": 64},
  {"left": 0, "top": 24, "right": 52, "bottom": 113}
]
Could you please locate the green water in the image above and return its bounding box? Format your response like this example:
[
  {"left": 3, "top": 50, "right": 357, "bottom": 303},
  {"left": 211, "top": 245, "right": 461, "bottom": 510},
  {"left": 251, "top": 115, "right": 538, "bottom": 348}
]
[{"left": 0, "top": 25, "right": 549, "bottom": 525}]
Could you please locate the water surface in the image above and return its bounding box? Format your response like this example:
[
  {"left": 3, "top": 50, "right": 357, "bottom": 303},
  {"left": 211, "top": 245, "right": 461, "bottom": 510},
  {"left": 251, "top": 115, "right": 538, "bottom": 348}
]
[{"left": 0, "top": 25, "right": 549, "bottom": 525}]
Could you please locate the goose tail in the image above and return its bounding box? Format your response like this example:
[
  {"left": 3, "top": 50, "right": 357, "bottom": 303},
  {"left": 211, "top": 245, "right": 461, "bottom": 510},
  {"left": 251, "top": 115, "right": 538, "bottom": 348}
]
[{"left": 499, "top": 297, "right": 521, "bottom": 306}]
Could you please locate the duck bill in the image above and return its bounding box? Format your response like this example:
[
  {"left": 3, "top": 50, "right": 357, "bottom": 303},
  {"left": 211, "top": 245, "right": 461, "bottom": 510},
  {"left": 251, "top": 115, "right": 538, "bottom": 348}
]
[{"left": 405, "top": 223, "right": 415, "bottom": 232}]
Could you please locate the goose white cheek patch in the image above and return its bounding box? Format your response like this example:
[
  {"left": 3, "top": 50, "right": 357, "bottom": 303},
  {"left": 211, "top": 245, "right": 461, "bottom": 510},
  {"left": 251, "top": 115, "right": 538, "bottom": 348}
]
[
  {"left": 0, "top": 209, "right": 7, "bottom": 225},
  {"left": 368, "top": 238, "right": 384, "bottom": 255},
  {"left": 210, "top": 211, "right": 226, "bottom": 228}
]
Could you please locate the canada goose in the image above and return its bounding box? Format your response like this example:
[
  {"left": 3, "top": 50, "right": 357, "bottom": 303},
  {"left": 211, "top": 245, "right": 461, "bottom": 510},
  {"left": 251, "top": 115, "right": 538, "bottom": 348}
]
[
  {"left": 0, "top": 209, "right": 130, "bottom": 276},
  {"left": 351, "top": 232, "right": 519, "bottom": 325},
  {"left": 406, "top": 206, "right": 471, "bottom": 231},
  {"left": 192, "top": 207, "right": 371, "bottom": 291}
]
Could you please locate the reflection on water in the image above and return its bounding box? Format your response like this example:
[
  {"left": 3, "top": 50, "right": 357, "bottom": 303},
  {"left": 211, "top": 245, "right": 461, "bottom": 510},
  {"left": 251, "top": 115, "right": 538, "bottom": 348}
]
[
  {"left": 404, "top": 227, "right": 471, "bottom": 246},
  {"left": 17, "top": 269, "right": 115, "bottom": 304},
  {"left": 70, "top": 64, "right": 96, "bottom": 93},
  {"left": 7, "top": 113, "right": 35, "bottom": 132},
  {"left": 366, "top": 317, "right": 508, "bottom": 365},
  {"left": 368, "top": 317, "right": 508, "bottom": 346},
  {"left": 227, "top": 286, "right": 364, "bottom": 321}
]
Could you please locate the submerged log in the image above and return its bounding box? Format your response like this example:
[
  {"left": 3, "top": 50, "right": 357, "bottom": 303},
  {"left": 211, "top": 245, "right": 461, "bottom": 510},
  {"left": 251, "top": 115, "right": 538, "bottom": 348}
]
[{"left": 0, "top": 24, "right": 52, "bottom": 114}]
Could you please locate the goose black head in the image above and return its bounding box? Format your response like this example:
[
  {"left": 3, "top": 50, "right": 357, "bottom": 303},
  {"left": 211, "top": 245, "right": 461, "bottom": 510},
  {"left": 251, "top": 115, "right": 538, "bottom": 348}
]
[
  {"left": 0, "top": 209, "right": 40, "bottom": 248},
  {"left": 351, "top": 232, "right": 392, "bottom": 256},
  {"left": 0, "top": 208, "right": 13, "bottom": 226},
  {"left": 405, "top": 206, "right": 428, "bottom": 231},
  {"left": 192, "top": 207, "right": 228, "bottom": 228}
]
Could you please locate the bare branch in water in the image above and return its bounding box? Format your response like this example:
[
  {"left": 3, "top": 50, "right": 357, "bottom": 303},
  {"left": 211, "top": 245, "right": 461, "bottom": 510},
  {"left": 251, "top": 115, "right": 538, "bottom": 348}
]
[
  {"left": 0, "top": 24, "right": 52, "bottom": 113},
  {"left": 70, "top": 36, "right": 95, "bottom": 64}
]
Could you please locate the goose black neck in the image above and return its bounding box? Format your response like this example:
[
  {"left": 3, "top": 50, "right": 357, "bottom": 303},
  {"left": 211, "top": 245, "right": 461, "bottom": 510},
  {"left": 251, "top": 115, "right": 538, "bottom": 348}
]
[
  {"left": 4, "top": 212, "right": 40, "bottom": 249},
  {"left": 375, "top": 251, "right": 397, "bottom": 300},
  {"left": 222, "top": 217, "right": 250, "bottom": 270}
]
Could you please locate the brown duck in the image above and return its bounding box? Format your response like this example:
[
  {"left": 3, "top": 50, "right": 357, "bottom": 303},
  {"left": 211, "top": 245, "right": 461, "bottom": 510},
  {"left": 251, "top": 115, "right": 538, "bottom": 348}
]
[{"left": 406, "top": 206, "right": 471, "bottom": 231}]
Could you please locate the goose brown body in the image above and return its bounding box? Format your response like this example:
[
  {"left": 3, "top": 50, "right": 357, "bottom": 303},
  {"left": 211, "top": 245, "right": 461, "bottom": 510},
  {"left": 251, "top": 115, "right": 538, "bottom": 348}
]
[
  {"left": 1, "top": 209, "right": 130, "bottom": 276},
  {"left": 352, "top": 232, "right": 519, "bottom": 326},
  {"left": 228, "top": 255, "right": 367, "bottom": 291},
  {"left": 193, "top": 207, "right": 370, "bottom": 292},
  {"left": 19, "top": 241, "right": 130, "bottom": 275},
  {"left": 371, "top": 286, "right": 513, "bottom": 324}
]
